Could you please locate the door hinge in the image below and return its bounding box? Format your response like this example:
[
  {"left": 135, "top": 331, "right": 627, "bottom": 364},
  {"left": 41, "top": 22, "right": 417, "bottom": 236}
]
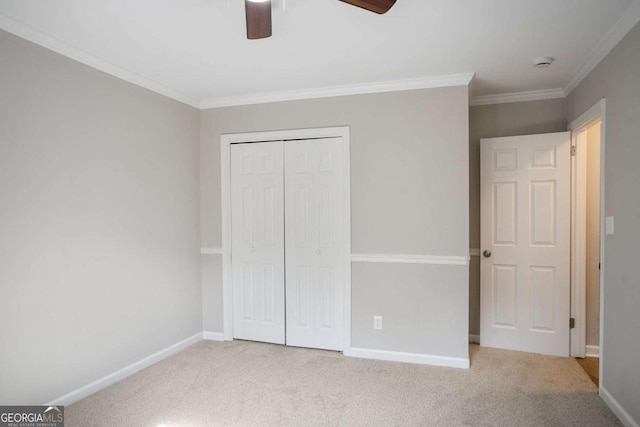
[
  {"left": 571, "top": 145, "right": 576, "bottom": 156},
  {"left": 570, "top": 318, "right": 576, "bottom": 329}
]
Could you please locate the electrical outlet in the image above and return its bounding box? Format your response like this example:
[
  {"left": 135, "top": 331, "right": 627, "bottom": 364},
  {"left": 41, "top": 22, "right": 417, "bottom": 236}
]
[
  {"left": 373, "top": 316, "right": 383, "bottom": 330},
  {"left": 605, "top": 216, "right": 614, "bottom": 235}
]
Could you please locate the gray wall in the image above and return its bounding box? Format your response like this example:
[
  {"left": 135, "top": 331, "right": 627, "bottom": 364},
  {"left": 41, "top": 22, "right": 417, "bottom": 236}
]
[
  {"left": 0, "top": 30, "right": 201, "bottom": 404},
  {"left": 468, "top": 99, "right": 567, "bottom": 335},
  {"left": 566, "top": 21, "right": 640, "bottom": 423},
  {"left": 201, "top": 86, "right": 470, "bottom": 359}
]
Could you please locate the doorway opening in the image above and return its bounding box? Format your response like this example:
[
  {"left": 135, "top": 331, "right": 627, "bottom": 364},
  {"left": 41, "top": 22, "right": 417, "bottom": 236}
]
[{"left": 570, "top": 114, "right": 604, "bottom": 386}]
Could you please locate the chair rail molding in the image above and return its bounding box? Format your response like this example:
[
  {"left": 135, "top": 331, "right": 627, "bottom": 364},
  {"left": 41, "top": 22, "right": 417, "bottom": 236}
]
[{"left": 351, "top": 253, "right": 469, "bottom": 266}]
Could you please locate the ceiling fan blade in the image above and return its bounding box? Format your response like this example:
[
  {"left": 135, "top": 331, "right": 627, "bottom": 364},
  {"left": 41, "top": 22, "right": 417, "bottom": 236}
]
[
  {"left": 245, "top": 0, "right": 272, "bottom": 40},
  {"left": 339, "top": 0, "right": 397, "bottom": 14}
]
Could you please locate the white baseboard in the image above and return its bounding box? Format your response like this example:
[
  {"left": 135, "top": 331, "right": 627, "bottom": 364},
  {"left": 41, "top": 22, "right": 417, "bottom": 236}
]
[
  {"left": 600, "top": 386, "right": 639, "bottom": 427},
  {"left": 586, "top": 345, "right": 600, "bottom": 358},
  {"left": 202, "top": 331, "right": 230, "bottom": 341},
  {"left": 469, "top": 334, "right": 480, "bottom": 344},
  {"left": 44, "top": 332, "right": 202, "bottom": 406},
  {"left": 344, "top": 347, "right": 469, "bottom": 369}
]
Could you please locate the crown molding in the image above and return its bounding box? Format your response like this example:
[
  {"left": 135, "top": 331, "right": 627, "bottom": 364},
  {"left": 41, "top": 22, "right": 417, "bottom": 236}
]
[
  {"left": 0, "top": 14, "right": 473, "bottom": 111},
  {"left": 469, "top": 88, "right": 566, "bottom": 107},
  {"left": 4, "top": 0, "right": 637, "bottom": 111},
  {"left": 0, "top": 13, "right": 472, "bottom": 110},
  {"left": 469, "top": 0, "right": 640, "bottom": 108},
  {"left": 563, "top": 0, "right": 640, "bottom": 96},
  {"left": 200, "top": 73, "right": 475, "bottom": 109},
  {"left": 0, "top": 12, "right": 201, "bottom": 108}
]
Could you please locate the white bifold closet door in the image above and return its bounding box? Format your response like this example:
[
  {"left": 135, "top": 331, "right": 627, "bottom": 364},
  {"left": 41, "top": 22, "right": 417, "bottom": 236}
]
[
  {"left": 230, "top": 141, "right": 285, "bottom": 344},
  {"left": 284, "top": 138, "right": 345, "bottom": 351},
  {"left": 230, "top": 138, "right": 345, "bottom": 351}
]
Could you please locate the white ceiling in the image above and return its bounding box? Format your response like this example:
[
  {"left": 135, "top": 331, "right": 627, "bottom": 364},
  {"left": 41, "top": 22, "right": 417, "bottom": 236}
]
[{"left": 1, "top": 0, "right": 639, "bottom": 108}]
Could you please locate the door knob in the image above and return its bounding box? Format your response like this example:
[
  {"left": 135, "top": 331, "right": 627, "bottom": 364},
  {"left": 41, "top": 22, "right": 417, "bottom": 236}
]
[
  {"left": 317, "top": 249, "right": 321, "bottom": 255},
  {"left": 251, "top": 246, "right": 256, "bottom": 252},
  {"left": 483, "top": 250, "right": 492, "bottom": 258}
]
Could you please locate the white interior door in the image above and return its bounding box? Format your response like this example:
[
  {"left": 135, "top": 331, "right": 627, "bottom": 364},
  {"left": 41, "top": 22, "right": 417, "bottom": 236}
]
[
  {"left": 231, "top": 141, "right": 285, "bottom": 344},
  {"left": 480, "top": 132, "right": 570, "bottom": 357},
  {"left": 285, "top": 138, "right": 345, "bottom": 351}
]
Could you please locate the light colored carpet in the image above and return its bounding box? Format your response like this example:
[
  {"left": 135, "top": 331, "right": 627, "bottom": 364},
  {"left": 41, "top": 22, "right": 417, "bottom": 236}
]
[{"left": 67, "top": 341, "right": 621, "bottom": 426}]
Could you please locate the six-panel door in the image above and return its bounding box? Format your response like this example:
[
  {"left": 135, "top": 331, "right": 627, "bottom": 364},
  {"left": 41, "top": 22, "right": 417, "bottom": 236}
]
[
  {"left": 230, "top": 141, "right": 286, "bottom": 344},
  {"left": 284, "top": 138, "right": 345, "bottom": 351},
  {"left": 230, "top": 138, "right": 345, "bottom": 351},
  {"left": 480, "top": 132, "right": 571, "bottom": 357}
]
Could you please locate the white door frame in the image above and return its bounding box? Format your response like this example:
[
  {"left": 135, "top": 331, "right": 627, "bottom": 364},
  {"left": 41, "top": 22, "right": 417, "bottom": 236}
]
[
  {"left": 220, "top": 126, "right": 352, "bottom": 351},
  {"left": 568, "top": 100, "right": 606, "bottom": 373}
]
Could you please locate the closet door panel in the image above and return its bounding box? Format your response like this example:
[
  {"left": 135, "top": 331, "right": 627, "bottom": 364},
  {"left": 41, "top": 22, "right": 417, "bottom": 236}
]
[
  {"left": 285, "top": 139, "right": 345, "bottom": 351},
  {"left": 231, "top": 142, "right": 285, "bottom": 344}
]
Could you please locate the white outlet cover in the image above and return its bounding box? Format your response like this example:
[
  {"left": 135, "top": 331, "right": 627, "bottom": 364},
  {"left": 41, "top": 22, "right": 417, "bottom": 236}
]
[
  {"left": 373, "top": 316, "right": 383, "bottom": 330},
  {"left": 605, "top": 216, "right": 614, "bottom": 235}
]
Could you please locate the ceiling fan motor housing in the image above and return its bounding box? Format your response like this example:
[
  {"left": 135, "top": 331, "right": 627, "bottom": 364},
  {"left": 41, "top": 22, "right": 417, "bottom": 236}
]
[{"left": 245, "top": 0, "right": 272, "bottom": 40}]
